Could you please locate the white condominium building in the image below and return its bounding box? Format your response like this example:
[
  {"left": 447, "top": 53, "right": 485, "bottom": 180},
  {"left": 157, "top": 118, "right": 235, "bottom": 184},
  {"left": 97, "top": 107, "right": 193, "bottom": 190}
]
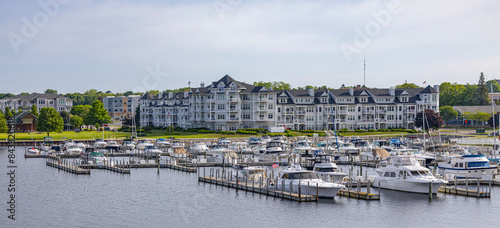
[{"left": 140, "top": 75, "right": 439, "bottom": 131}]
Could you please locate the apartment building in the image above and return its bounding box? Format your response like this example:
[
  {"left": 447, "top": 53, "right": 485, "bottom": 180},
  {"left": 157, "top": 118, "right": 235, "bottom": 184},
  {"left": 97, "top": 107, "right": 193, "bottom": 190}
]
[
  {"left": 103, "top": 95, "right": 140, "bottom": 119},
  {"left": 140, "top": 75, "right": 439, "bottom": 131},
  {"left": 0, "top": 93, "right": 73, "bottom": 113}
]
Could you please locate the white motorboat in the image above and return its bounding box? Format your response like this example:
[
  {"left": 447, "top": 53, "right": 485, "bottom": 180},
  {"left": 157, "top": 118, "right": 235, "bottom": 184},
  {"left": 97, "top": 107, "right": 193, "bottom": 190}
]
[
  {"left": 312, "top": 163, "right": 347, "bottom": 182},
  {"left": 374, "top": 155, "right": 447, "bottom": 194},
  {"left": 145, "top": 145, "right": 163, "bottom": 157},
  {"left": 276, "top": 167, "right": 346, "bottom": 198},
  {"left": 76, "top": 142, "right": 87, "bottom": 150},
  {"left": 94, "top": 139, "right": 107, "bottom": 149},
  {"left": 122, "top": 140, "right": 136, "bottom": 150},
  {"left": 438, "top": 154, "right": 497, "bottom": 179},
  {"left": 155, "top": 138, "right": 170, "bottom": 148},
  {"left": 65, "top": 144, "right": 83, "bottom": 155},
  {"left": 136, "top": 139, "right": 153, "bottom": 150},
  {"left": 169, "top": 143, "right": 187, "bottom": 158},
  {"left": 27, "top": 147, "right": 40, "bottom": 155},
  {"left": 233, "top": 166, "right": 267, "bottom": 184},
  {"left": 217, "top": 138, "right": 231, "bottom": 147},
  {"left": 105, "top": 141, "right": 121, "bottom": 151},
  {"left": 83, "top": 148, "right": 108, "bottom": 166},
  {"left": 191, "top": 142, "right": 209, "bottom": 153},
  {"left": 265, "top": 141, "right": 283, "bottom": 154}
]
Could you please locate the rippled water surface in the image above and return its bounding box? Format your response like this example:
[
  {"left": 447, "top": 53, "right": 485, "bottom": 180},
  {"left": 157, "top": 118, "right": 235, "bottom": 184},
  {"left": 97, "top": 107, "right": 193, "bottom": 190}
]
[{"left": 0, "top": 148, "right": 498, "bottom": 227}]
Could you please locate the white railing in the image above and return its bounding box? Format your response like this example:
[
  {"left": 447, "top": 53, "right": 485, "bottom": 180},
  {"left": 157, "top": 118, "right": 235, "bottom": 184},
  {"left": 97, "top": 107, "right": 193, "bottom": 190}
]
[{"left": 451, "top": 138, "right": 497, "bottom": 145}]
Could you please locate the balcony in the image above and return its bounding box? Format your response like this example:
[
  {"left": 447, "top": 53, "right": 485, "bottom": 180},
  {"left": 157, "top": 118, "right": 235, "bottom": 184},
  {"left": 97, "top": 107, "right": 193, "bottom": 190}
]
[
  {"left": 363, "top": 110, "right": 375, "bottom": 114},
  {"left": 228, "top": 98, "right": 240, "bottom": 102},
  {"left": 229, "top": 117, "right": 240, "bottom": 121},
  {"left": 229, "top": 108, "right": 240, "bottom": 112},
  {"left": 297, "top": 111, "right": 306, "bottom": 115}
]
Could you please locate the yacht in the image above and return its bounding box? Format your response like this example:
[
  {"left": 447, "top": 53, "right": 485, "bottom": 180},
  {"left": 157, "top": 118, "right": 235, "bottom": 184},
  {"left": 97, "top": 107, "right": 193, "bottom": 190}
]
[
  {"left": 265, "top": 140, "right": 283, "bottom": 154},
  {"left": 169, "top": 143, "right": 187, "bottom": 158},
  {"left": 27, "top": 147, "right": 40, "bottom": 155},
  {"left": 276, "top": 167, "right": 346, "bottom": 198},
  {"left": 233, "top": 166, "right": 267, "bottom": 183},
  {"left": 105, "top": 141, "right": 121, "bottom": 151},
  {"left": 94, "top": 139, "right": 107, "bottom": 149},
  {"left": 122, "top": 140, "right": 136, "bottom": 150},
  {"left": 374, "top": 155, "right": 447, "bottom": 194},
  {"left": 136, "top": 139, "right": 153, "bottom": 150},
  {"left": 312, "top": 163, "right": 347, "bottom": 182},
  {"left": 438, "top": 154, "right": 497, "bottom": 179},
  {"left": 155, "top": 138, "right": 170, "bottom": 148},
  {"left": 65, "top": 144, "right": 83, "bottom": 155},
  {"left": 217, "top": 138, "right": 231, "bottom": 147},
  {"left": 191, "top": 142, "right": 209, "bottom": 154},
  {"left": 82, "top": 148, "right": 107, "bottom": 165},
  {"left": 145, "top": 145, "right": 163, "bottom": 158}
]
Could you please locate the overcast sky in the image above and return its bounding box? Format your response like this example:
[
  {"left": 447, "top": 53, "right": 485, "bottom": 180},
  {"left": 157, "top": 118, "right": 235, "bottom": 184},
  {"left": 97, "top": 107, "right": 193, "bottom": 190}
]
[{"left": 1, "top": 0, "right": 499, "bottom": 94}]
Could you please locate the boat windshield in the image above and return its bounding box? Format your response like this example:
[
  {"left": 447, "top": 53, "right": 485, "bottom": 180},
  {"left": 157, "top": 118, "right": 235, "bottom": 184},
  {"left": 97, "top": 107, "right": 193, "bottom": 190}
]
[
  {"left": 409, "top": 170, "right": 433, "bottom": 177},
  {"left": 247, "top": 170, "right": 264, "bottom": 175},
  {"left": 467, "top": 162, "right": 490, "bottom": 168},
  {"left": 284, "top": 172, "right": 319, "bottom": 179},
  {"left": 315, "top": 167, "right": 337, "bottom": 172},
  {"left": 390, "top": 156, "right": 419, "bottom": 166}
]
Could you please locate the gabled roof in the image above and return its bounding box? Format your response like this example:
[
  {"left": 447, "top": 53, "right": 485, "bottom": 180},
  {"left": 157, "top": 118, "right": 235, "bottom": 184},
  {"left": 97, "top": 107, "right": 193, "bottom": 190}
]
[
  {"left": 13, "top": 111, "right": 37, "bottom": 125},
  {"left": 140, "top": 93, "right": 154, "bottom": 100},
  {"left": 420, "top": 85, "right": 438, "bottom": 94}
]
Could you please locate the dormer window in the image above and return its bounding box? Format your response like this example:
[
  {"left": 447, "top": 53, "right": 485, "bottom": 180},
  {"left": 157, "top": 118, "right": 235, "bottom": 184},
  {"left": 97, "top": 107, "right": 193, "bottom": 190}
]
[
  {"left": 218, "top": 85, "right": 224, "bottom": 91},
  {"left": 321, "top": 97, "right": 328, "bottom": 103},
  {"left": 279, "top": 98, "right": 287, "bottom": 103},
  {"left": 360, "top": 97, "right": 368, "bottom": 103},
  {"left": 401, "top": 97, "right": 408, "bottom": 102},
  {"left": 230, "top": 85, "right": 236, "bottom": 91}
]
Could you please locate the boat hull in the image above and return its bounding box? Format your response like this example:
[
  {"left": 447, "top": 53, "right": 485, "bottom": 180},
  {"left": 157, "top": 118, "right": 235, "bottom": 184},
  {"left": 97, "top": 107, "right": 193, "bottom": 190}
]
[
  {"left": 439, "top": 167, "right": 497, "bottom": 179},
  {"left": 374, "top": 178, "right": 444, "bottom": 194}
]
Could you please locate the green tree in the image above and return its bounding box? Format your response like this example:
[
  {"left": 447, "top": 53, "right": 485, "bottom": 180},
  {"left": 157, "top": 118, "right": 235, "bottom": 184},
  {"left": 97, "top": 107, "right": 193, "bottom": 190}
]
[
  {"left": 20, "top": 92, "right": 30, "bottom": 96},
  {"left": 486, "top": 80, "right": 500, "bottom": 93},
  {"left": 30, "top": 105, "right": 39, "bottom": 117},
  {"left": 475, "top": 72, "right": 489, "bottom": 105},
  {"left": 44, "top": 89, "right": 58, "bottom": 94},
  {"left": 83, "top": 89, "right": 99, "bottom": 105},
  {"left": 146, "top": 90, "right": 160, "bottom": 96},
  {"left": 70, "top": 105, "right": 92, "bottom": 118},
  {"left": 135, "top": 105, "right": 141, "bottom": 128},
  {"left": 471, "top": 111, "right": 490, "bottom": 128},
  {"left": 64, "top": 93, "right": 85, "bottom": 106},
  {"left": 37, "top": 107, "right": 64, "bottom": 136},
  {"left": 0, "top": 93, "right": 14, "bottom": 99},
  {"left": 439, "top": 106, "right": 458, "bottom": 126},
  {"left": 86, "top": 100, "right": 111, "bottom": 128},
  {"left": 60, "top": 111, "right": 70, "bottom": 130},
  {"left": 395, "top": 83, "right": 421, "bottom": 89},
  {"left": 488, "top": 112, "right": 500, "bottom": 128},
  {"left": 0, "top": 112, "right": 7, "bottom": 133},
  {"left": 69, "top": 115, "right": 83, "bottom": 129},
  {"left": 253, "top": 81, "right": 292, "bottom": 90},
  {"left": 123, "top": 91, "right": 134, "bottom": 96},
  {"left": 4, "top": 107, "right": 13, "bottom": 119}
]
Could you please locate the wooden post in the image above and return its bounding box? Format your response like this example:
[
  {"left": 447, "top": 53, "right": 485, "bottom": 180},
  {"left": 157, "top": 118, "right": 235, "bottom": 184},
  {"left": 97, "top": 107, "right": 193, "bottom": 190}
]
[
  {"left": 454, "top": 176, "right": 457, "bottom": 195},
  {"left": 476, "top": 179, "right": 480, "bottom": 197},
  {"left": 316, "top": 183, "right": 319, "bottom": 202},
  {"left": 466, "top": 176, "right": 469, "bottom": 196},
  {"left": 429, "top": 182, "right": 432, "bottom": 200},
  {"left": 357, "top": 179, "right": 360, "bottom": 199},
  {"left": 298, "top": 181, "right": 301, "bottom": 203},
  {"left": 367, "top": 180, "right": 371, "bottom": 195},
  {"left": 281, "top": 179, "right": 285, "bottom": 199}
]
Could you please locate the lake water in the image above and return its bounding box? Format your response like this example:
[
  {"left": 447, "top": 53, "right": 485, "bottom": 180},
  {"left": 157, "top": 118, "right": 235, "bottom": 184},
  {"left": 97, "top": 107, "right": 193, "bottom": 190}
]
[{"left": 1, "top": 147, "right": 499, "bottom": 227}]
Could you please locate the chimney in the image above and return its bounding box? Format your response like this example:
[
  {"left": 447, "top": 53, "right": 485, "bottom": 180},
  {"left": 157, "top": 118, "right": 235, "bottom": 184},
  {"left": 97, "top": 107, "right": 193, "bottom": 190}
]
[
  {"left": 200, "top": 81, "right": 205, "bottom": 87},
  {"left": 349, "top": 88, "right": 354, "bottom": 96},
  {"left": 389, "top": 86, "right": 395, "bottom": 96},
  {"left": 168, "top": 92, "right": 173, "bottom": 99},
  {"left": 433, "top": 85, "right": 439, "bottom": 93},
  {"left": 308, "top": 88, "right": 314, "bottom": 96},
  {"left": 184, "top": 91, "right": 188, "bottom": 98}
]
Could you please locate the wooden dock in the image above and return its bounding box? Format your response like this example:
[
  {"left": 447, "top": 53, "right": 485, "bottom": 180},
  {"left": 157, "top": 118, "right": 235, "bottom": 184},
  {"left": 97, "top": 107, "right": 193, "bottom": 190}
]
[
  {"left": 46, "top": 160, "right": 90, "bottom": 175},
  {"left": 338, "top": 189, "right": 380, "bottom": 200},
  {"left": 438, "top": 186, "right": 491, "bottom": 198},
  {"left": 198, "top": 176, "right": 318, "bottom": 202}
]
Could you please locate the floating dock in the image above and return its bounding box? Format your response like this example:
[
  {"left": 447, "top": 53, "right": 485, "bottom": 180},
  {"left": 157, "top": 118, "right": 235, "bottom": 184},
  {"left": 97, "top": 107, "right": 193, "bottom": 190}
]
[{"left": 46, "top": 159, "right": 90, "bottom": 175}]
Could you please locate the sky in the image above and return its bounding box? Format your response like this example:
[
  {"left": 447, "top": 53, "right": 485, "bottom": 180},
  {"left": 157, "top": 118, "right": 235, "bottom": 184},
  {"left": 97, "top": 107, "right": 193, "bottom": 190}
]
[{"left": 0, "top": 0, "right": 499, "bottom": 94}]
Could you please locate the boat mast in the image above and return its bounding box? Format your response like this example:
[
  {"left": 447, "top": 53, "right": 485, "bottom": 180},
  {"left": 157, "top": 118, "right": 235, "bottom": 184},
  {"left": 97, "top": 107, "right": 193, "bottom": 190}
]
[
  {"left": 492, "top": 84, "right": 496, "bottom": 150},
  {"left": 328, "top": 89, "right": 339, "bottom": 151}
]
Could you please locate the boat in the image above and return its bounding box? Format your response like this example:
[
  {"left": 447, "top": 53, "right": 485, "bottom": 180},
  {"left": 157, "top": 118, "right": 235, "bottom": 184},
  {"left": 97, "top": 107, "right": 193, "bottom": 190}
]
[
  {"left": 65, "top": 144, "right": 83, "bottom": 155},
  {"left": 312, "top": 163, "right": 347, "bottom": 182},
  {"left": 94, "top": 138, "right": 107, "bottom": 149},
  {"left": 233, "top": 166, "right": 267, "bottom": 184},
  {"left": 438, "top": 154, "right": 497, "bottom": 179},
  {"left": 105, "top": 141, "right": 121, "bottom": 151},
  {"left": 276, "top": 167, "right": 346, "bottom": 198},
  {"left": 136, "top": 139, "right": 153, "bottom": 150},
  {"left": 265, "top": 140, "right": 283, "bottom": 154},
  {"left": 144, "top": 145, "right": 163, "bottom": 157},
  {"left": 76, "top": 142, "right": 87, "bottom": 150},
  {"left": 155, "top": 138, "right": 170, "bottom": 148},
  {"left": 122, "top": 140, "right": 136, "bottom": 150},
  {"left": 50, "top": 145, "right": 63, "bottom": 154},
  {"left": 374, "top": 155, "right": 447, "bottom": 194},
  {"left": 82, "top": 148, "right": 107, "bottom": 165},
  {"left": 217, "top": 138, "right": 231, "bottom": 146},
  {"left": 169, "top": 143, "right": 187, "bottom": 158},
  {"left": 27, "top": 147, "right": 40, "bottom": 155},
  {"left": 190, "top": 142, "right": 209, "bottom": 154}
]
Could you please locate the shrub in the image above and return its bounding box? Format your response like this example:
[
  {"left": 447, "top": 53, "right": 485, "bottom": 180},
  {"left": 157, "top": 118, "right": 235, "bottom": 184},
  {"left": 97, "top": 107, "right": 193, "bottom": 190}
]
[
  {"left": 338, "top": 129, "right": 349, "bottom": 133},
  {"left": 236, "top": 129, "right": 258, "bottom": 135},
  {"left": 368, "top": 129, "right": 376, "bottom": 132},
  {"left": 166, "top": 132, "right": 180, "bottom": 135},
  {"left": 198, "top": 129, "right": 215, "bottom": 133},
  {"left": 378, "top": 129, "right": 390, "bottom": 132}
]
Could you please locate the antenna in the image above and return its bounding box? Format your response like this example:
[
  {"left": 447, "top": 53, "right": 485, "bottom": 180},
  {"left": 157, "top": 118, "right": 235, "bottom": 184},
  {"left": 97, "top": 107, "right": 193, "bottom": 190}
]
[{"left": 363, "top": 52, "right": 366, "bottom": 87}]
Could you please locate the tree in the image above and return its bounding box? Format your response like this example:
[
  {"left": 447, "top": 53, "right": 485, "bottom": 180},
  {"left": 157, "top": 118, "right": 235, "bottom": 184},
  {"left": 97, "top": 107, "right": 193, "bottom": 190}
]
[
  {"left": 488, "top": 112, "right": 500, "bottom": 128},
  {"left": 64, "top": 93, "right": 85, "bottom": 106},
  {"left": 253, "top": 81, "right": 292, "bottom": 90},
  {"left": 30, "top": 105, "right": 39, "bottom": 117},
  {"left": 0, "top": 112, "right": 7, "bottom": 133},
  {"left": 37, "top": 107, "right": 64, "bottom": 136},
  {"left": 414, "top": 109, "right": 443, "bottom": 131},
  {"left": 475, "top": 72, "right": 489, "bottom": 105},
  {"left": 123, "top": 91, "right": 134, "bottom": 96},
  {"left": 146, "top": 90, "right": 160, "bottom": 96},
  {"left": 83, "top": 89, "right": 99, "bottom": 105},
  {"left": 44, "top": 89, "right": 58, "bottom": 94},
  {"left": 86, "top": 100, "right": 111, "bottom": 128},
  {"left": 486, "top": 80, "right": 500, "bottom": 93},
  {"left": 70, "top": 105, "right": 92, "bottom": 118},
  {"left": 396, "top": 83, "right": 421, "bottom": 89},
  {"left": 0, "top": 93, "right": 14, "bottom": 99},
  {"left": 20, "top": 92, "right": 30, "bottom": 96},
  {"left": 60, "top": 111, "right": 70, "bottom": 126},
  {"left": 4, "top": 107, "right": 13, "bottom": 119},
  {"left": 471, "top": 111, "right": 490, "bottom": 128},
  {"left": 135, "top": 105, "right": 141, "bottom": 128},
  {"left": 70, "top": 115, "right": 83, "bottom": 129},
  {"left": 439, "top": 106, "right": 458, "bottom": 126}
]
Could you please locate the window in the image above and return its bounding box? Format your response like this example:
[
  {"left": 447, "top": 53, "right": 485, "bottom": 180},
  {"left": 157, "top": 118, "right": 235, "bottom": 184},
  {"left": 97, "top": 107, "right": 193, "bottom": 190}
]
[
  {"left": 306, "top": 116, "right": 314, "bottom": 122},
  {"left": 217, "top": 114, "right": 225, "bottom": 120},
  {"left": 218, "top": 85, "right": 224, "bottom": 92},
  {"left": 279, "top": 98, "right": 287, "bottom": 103},
  {"left": 321, "top": 97, "right": 328, "bottom": 103},
  {"left": 242, "top": 114, "right": 251, "bottom": 120},
  {"left": 241, "top": 94, "right": 250, "bottom": 101},
  {"left": 217, "top": 95, "right": 225, "bottom": 101},
  {"left": 401, "top": 96, "right": 408, "bottom": 102},
  {"left": 307, "top": 107, "right": 314, "bottom": 113},
  {"left": 268, "top": 103, "right": 274, "bottom": 110},
  {"left": 268, "top": 113, "right": 273, "bottom": 119},
  {"left": 360, "top": 97, "right": 367, "bottom": 102},
  {"left": 387, "top": 106, "right": 395, "bottom": 112},
  {"left": 348, "top": 106, "right": 355, "bottom": 112},
  {"left": 242, "top": 104, "right": 251, "bottom": 110},
  {"left": 268, "top": 94, "right": 274, "bottom": 100},
  {"left": 217, "top": 104, "right": 225, "bottom": 110},
  {"left": 230, "top": 85, "right": 237, "bottom": 91}
]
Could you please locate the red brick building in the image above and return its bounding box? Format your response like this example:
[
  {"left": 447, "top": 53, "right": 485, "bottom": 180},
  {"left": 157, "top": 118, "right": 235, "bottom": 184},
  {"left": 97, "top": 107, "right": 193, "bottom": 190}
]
[{"left": 13, "top": 112, "right": 37, "bottom": 133}]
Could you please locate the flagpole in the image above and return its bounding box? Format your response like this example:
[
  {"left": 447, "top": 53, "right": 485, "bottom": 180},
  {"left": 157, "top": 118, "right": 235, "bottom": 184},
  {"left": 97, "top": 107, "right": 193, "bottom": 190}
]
[{"left": 491, "top": 84, "right": 496, "bottom": 150}]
